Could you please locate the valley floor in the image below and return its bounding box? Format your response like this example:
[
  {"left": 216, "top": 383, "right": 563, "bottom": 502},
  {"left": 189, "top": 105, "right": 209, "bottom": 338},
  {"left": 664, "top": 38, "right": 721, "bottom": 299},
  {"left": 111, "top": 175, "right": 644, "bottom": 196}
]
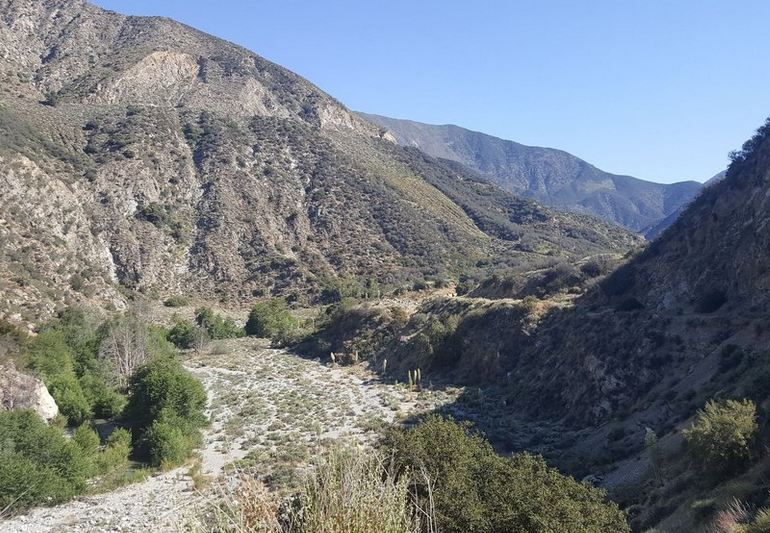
[{"left": 1, "top": 338, "right": 459, "bottom": 532}]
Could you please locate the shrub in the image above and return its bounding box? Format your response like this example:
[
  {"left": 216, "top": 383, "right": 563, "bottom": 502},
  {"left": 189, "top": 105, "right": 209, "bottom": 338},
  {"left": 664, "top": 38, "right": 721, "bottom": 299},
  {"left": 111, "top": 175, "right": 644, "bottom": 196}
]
[
  {"left": 163, "top": 295, "right": 189, "bottom": 307},
  {"left": 683, "top": 399, "right": 757, "bottom": 474},
  {"left": 125, "top": 357, "right": 207, "bottom": 431},
  {"left": 319, "top": 277, "right": 363, "bottom": 304},
  {"left": 166, "top": 317, "right": 204, "bottom": 349},
  {"left": 47, "top": 373, "right": 92, "bottom": 425},
  {"left": 73, "top": 424, "right": 101, "bottom": 477},
  {"left": 0, "top": 410, "right": 94, "bottom": 513},
  {"left": 245, "top": 299, "right": 298, "bottom": 340},
  {"left": 99, "top": 428, "right": 132, "bottom": 471},
  {"left": 195, "top": 307, "right": 244, "bottom": 340},
  {"left": 24, "top": 330, "right": 74, "bottom": 378},
  {"left": 385, "top": 416, "right": 629, "bottom": 533},
  {"left": 411, "top": 316, "right": 460, "bottom": 369},
  {"left": 78, "top": 372, "right": 126, "bottom": 418},
  {"left": 581, "top": 256, "right": 614, "bottom": 278},
  {"left": 144, "top": 410, "right": 201, "bottom": 468},
  {"left": 42, "top": 91, "right": 59, "bottom": 107},
  {"left": 125, "top": 357, "right": 206, "bottom": 464}
]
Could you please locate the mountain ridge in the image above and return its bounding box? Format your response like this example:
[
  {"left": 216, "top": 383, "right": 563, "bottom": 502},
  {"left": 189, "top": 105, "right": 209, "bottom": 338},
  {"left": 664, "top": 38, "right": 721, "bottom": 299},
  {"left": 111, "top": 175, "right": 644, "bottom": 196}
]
[
  {"left": 359, "top": 112, "right": 702, "bottom": 233},
  {"left": 0, "top": 0, "right": 639, "bottom": 325}
]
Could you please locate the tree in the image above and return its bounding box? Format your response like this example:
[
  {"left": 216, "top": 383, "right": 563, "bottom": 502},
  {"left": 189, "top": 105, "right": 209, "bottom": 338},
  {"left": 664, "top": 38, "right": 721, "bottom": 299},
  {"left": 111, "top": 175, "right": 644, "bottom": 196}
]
[
  {"left": 683, "top": 399, "right": 757, "bottom": 474},
  {"left": 99, "top": 314, "right": 149, "bottom": 389}
]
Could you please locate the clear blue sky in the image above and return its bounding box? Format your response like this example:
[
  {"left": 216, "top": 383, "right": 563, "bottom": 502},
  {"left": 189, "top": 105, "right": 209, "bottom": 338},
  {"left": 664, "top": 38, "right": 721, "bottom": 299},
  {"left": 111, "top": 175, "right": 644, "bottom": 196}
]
[{"left": 92, "top": 0, "right": 770, "bottom": 184}]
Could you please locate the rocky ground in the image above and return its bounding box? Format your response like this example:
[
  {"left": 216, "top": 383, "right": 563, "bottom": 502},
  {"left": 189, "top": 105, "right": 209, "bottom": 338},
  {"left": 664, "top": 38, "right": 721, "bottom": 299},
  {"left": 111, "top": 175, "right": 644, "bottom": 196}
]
[{"left": 1, "top": 338, "right": 460, "bottom": 532}]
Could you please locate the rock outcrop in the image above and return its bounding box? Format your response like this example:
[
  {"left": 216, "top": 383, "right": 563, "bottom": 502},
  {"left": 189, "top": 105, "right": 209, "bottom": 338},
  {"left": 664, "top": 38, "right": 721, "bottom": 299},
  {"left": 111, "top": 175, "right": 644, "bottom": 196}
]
[{"left": 0, "top": 364, "right": 58, "bottom": 421}]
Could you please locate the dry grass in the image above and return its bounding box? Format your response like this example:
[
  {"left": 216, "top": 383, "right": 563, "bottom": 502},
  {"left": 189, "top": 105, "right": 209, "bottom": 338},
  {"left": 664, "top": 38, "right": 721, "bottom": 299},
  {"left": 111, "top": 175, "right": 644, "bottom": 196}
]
[{"left": 187, "top": 447, "right": 425, "bottom": 533}]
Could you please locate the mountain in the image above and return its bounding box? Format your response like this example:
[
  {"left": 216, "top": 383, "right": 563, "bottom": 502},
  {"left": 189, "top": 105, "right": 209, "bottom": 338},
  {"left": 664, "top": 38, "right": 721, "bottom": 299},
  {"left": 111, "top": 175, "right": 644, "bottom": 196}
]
[
  {"left": 464, "top": 119, "right": 770, "bottom": 530},
  {"left": 0, "top": 0, "right": 638, "bottom": 325},
  {"left": 359, "top": 113, "right": 703, "bottom": 234}
]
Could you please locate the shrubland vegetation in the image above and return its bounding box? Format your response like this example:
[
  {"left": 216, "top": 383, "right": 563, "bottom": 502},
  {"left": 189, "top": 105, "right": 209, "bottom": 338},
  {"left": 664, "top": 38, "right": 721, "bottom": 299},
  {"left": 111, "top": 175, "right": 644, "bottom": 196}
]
[
  {"left": 245, "top": 298, "right": 298, "bottom": 342},
  {"left": 198, "top": 416, "right": 628, "bottom": 532},
  {"left": 385, "top": 416, "right": 629, "bottom": 533},
  {"left": 683, "top": 399, "right": 758, "bottom": 476},
  {"left": 0, "top": 307, "right": 206, "bottom": 515},
  {"left": 125, "top": 356, "right": 207, "bottom": 467}
]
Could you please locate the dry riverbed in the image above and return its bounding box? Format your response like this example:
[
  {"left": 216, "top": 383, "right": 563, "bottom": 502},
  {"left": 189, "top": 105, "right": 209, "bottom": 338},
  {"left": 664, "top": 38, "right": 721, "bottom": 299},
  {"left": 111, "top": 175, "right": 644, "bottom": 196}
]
[{"left": 2, "top": 338, "right": 459, "bottom": 532}]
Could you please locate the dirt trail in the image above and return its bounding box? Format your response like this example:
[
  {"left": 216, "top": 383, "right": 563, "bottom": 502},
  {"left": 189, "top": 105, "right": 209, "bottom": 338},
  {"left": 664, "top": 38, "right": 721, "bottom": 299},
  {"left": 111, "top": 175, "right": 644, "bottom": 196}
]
[{"left": 1, "top": 339, "right": 457, "bottom": 532}]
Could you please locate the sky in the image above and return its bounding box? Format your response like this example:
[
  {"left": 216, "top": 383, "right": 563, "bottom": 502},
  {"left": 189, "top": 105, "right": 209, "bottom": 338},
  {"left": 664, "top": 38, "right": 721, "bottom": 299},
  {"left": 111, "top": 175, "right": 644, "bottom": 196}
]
[{"left": 91, "top": 0, "right": 770, "bottom": 184}]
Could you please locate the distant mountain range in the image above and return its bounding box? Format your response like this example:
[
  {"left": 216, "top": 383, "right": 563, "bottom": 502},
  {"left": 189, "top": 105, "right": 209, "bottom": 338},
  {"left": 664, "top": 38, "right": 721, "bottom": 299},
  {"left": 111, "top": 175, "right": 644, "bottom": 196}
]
[{"left": 359, "top": 113, "right": 703, "bottom": 234}]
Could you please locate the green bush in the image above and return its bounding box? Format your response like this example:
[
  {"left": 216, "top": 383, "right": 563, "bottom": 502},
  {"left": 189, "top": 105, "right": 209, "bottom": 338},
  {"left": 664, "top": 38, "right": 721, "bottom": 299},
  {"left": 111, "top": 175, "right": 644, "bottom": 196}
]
[
  {"left": 385, "top": 416, "right": 629, "bottom": 533},
  {"left": 163, "top": 295, "right": 189, "bottom": 307},
  {"left": 25, "top": 309, "right": 122, "bottom": 424},
  {"left": 166, "top": 317, "right": 202, "bottom": 349},
  {"left": 683, "top": 399, "right": 757, "bottom": 474},
  {"left": 245, "top": 299, "right": 298, "bottom": 340},
  {"left": 24, "top": 330, "right": 74, "bottom": 378},
  {"left": 79, "top": 372, "right": 126, "bottom": 418},
  {"left": 47, "top": 373, "right": 92, "bottom": 425},
  {"left": 319, "top": 277, "right": 364, "bottom": 304},
  {"left": 98, "top": 428, "right": 132, "bottom": 471},
  {"left": 125, "top": 357, "right": 206, "bottom": 465},
  {"left": 125, "top": 357, "right": 207, "bottom": 430},
  {"left": 195, "top": 307, "right": 244, "bottom": 340},
  {"left": 73, "top": 424, "right": 101, "bottom": 477},
  {"left": 144, "top": 410, "right": 201, "bottom": 467},
  {"left": 0, "top": 410, "right": 94, "bottom": 513},
  {"left": 147, "top": 325, "right": 179, "bottom": 359}
]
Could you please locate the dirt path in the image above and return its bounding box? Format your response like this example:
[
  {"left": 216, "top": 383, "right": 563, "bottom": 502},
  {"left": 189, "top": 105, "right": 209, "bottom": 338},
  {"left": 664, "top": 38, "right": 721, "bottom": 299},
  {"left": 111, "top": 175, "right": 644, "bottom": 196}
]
[{"left": 2, "top": 339, "right": 458, "bottom": 532}]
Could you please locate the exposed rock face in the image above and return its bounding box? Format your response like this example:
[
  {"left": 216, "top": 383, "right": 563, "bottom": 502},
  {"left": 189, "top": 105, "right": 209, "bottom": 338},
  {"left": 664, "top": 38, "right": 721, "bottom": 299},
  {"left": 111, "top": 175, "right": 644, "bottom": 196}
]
[
  {"left": 0, "top": 0, "right": 640, "bottom": 324},
  {"left": 0, "top": 364, "right": 58, "bottom": 420},
  {"left": 359, "top": 113, "right": 702, "bottom": 233}
]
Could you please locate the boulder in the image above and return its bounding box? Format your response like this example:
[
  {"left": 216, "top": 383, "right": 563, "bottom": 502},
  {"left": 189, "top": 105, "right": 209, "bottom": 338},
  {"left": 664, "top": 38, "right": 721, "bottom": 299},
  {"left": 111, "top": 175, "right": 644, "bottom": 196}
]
[{"left": 0, "top": 365, "right": 59, "bottom": 421}]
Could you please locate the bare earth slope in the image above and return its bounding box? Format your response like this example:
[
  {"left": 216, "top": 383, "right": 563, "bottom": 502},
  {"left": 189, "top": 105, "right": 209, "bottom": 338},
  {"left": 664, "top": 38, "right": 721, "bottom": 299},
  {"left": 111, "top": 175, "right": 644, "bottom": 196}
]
[
  {"left": 359, "top": 112, "right": 702, "bottom": 233},
  {"left": 0, "top": 0, "right": 638, "bottom": 325}
]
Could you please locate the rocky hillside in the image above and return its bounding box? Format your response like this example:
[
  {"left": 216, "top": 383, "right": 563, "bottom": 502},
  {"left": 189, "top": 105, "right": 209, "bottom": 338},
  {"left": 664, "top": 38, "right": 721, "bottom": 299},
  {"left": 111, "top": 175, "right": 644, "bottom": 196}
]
[
  {"left": 0, "top": 0, "right": 639, "bottom": 326},
  {"left": 308, "top": 118, "right": 770, "bottom": 531},
  {"left": 359, "top": 113, "right": 702, "bottom": 233}
]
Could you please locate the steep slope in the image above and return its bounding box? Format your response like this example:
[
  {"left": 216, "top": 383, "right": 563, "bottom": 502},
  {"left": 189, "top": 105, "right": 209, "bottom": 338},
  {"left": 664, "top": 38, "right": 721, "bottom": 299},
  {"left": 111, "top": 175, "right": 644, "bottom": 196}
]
[
  {"left": 0, "top": 0, "right": 638, "bottom": 325},
  {"left": 455, "top": 119, "right": 770, "bottom": 432},
  {"left": 329, "top": 119, "right": 770, "bottom": 530},
  {"left": 359, "top": 113, "right": 702, "bottom": 233}
]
